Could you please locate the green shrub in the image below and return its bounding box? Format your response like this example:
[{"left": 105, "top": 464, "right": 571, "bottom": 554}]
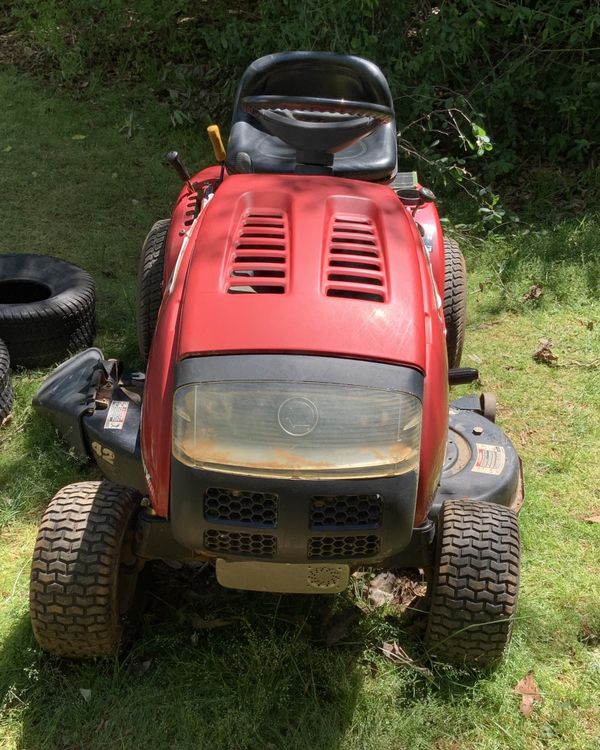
[{"left": 7, "top": 0, "right": 600, "bottom": 206}]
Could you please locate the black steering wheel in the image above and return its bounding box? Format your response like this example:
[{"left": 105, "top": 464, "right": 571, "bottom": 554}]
[{"left": 241, "top": 95, "right": 393, "bottom": 156}]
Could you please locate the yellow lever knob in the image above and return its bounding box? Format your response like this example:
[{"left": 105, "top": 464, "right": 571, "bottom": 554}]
[{"left": 207, "top": 124, "right": 226, "bottom": 163}]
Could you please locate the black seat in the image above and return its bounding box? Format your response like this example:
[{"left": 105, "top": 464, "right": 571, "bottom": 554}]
[{"left": 226, "top": 52, "right": 398, "bottom": 182}]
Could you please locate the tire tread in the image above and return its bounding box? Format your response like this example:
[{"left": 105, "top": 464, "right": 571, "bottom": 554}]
[
  {"left": 443, "top": 238, "right": 467, "bottom": 368},
  {"left": 137, "top": 219, "right": 169, "bottom": 361},
  {"left": 425, "top": 499, "right": 520, "bottom": 666},
  {"left": 30, "top": 481, "right": 139, "bottom": 658}
]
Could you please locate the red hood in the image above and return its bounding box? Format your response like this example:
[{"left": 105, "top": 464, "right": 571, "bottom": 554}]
[{"left": 177, "top": 173, "right": 429, "bottom": 369}]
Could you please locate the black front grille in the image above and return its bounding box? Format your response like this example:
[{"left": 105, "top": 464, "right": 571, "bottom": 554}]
[
  {"left": 204, "top": 529, "right": 276, "bottom": 558},
  {"left": 308, "top": 535, "right": 380, "bottom": 559},
  {"left": 310, "top": 494, "right": 383, "bottom": 529},
  {"left": 204, "top": 487, "right": 278, "bottom": 528}
]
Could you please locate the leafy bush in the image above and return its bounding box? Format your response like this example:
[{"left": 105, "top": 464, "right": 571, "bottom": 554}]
[{"left": 7, "top": 0, "right": 600, "bottom": 209}]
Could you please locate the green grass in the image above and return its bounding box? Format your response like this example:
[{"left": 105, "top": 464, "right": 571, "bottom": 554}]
[{"left": 1, "top": 67, "right": 600, "bottom": 750}]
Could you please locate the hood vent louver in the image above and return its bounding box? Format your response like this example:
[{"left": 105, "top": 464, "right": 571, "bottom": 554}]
[
  {"left": 325, "top": 215, "right": 386, "bottom": 302},
  {"left": 227, "top": 210, "right": 289, "bottom": 294},
  {"left": 184, "top": 193, "right": 197, "bottom": 226}
]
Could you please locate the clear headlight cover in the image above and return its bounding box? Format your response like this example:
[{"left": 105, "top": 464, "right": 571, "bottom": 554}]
[{"left": 172, "top": 381, "right": 422, "bottom": 480}]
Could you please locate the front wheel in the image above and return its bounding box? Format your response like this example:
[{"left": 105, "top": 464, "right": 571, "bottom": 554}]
[
  {"left": 425, "top": 499, "right": 520, "bottom": 666},
  {"left": 30, "top": 481, "right": 141, "bottom": 659}
]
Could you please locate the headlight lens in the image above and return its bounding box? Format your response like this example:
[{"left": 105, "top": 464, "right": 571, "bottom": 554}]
[{"left": 172, "top": 380, "right": 421, "bottom": 479}]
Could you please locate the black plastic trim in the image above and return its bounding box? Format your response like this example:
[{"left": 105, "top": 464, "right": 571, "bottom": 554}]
[
  {"left": 430, "top": 397, "right": 522, "bottom": 518},
  {"left": 32, "top": 348, "right": 105, "bottom": 456},
  {"left": 170, "top": 459, "right": 419, "bottom": 565},
  {"left": 175, "top": 354, "right": 424, "bottom": 400}
]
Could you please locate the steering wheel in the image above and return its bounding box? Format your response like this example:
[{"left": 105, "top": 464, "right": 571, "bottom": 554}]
[{"left": 241, "top": 95, "right": 393, "bottom": 156}]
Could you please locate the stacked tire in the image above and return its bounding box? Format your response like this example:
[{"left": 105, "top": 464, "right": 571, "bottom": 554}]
[{"left": 0, "top": 254, "right": 96, "bottom": 369}]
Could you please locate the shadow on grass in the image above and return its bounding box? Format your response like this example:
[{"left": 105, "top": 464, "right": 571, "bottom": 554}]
[
  {"left": 461, "top": 215, "right": 600, "bottom": 321},
  {"left": 0, "top": 560, "right": 492, "bottom": 750},
  {"left": 1, "top": 564, "right": 363, "bottom": 750}
]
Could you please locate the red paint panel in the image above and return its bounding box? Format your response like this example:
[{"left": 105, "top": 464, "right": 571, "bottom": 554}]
[
  {"left": 142, "top": 171, "right": 448, "bottom": 521},
  {"left": 177, "top": 175, "right": 426, "bottom": 369}
]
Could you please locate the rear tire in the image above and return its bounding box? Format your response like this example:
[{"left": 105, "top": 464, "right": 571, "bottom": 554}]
[
  {"left": 0, "top": 338, "right": 13, "bottom": 424},
  {"left": 425, "top": 499, "right": 520, "bottom": 666},
  {"left": 137, "top": 219, "right": 169, "bottom": 361},
  {"left": 30, "top": 481, "right": 141, "bottom": 659},
  {"left": 443, "top": 238, "right": 467, "bottom": 368}
]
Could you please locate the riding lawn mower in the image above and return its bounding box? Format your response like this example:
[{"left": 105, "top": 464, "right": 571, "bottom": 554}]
[{"left": 29, "top": 52, "right": 523, "bottom": 666}]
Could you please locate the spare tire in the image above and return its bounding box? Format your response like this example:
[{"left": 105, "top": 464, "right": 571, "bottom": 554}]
[
  {"left": 0, "top": 338, "right": 13, "bottom": 424},
  {"left": 0, "top": 254, "right": 96, "bottom": 368}
]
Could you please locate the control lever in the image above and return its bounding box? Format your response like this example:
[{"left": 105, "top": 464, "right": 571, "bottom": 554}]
[
  {"left": 166, "top": 150, "right": 193, "bottom": 190},
  {"left": 418, "top": 186, "right": 436, "bottom": 202}
]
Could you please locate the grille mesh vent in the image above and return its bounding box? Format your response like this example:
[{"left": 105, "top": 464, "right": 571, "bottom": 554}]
[
  {"left": 325, "top": 215, "right": 386, "bottom": 302},
  {"left": 308, "top": 535, "right": 380, "bottom": 559},
  {"left": 227, "top": 210, "right": 289, "bottom": 294},
  {"left": 204, "top": 487, "right": 278, "bottom": 528},
  {"left": 310, "top": 494, "right": 383, "bottom": 529},
  {"left": 204, "top": 529, "right": 276, "bottom": 558}
]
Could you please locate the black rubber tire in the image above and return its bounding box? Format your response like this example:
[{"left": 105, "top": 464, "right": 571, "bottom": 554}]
[
  {"left": 425, "top": 499, "right": 520, "bottom": 666},
  {"left": 0, "top": 254, "right": 95, "bottom": 369},
  {"left": 137, "top": 219, "right": 169, "bottom": 361},
  {"left": 0, "top": 338, "right": 13, "bottom": 423},
  {"left": 443, "top": 238, "right": 467, "bottom": 369},
  {"left": 30, "top": 481, "right": 141, "bottom": 659}
]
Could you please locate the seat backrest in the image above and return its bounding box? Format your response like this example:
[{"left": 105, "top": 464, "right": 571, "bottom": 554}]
[{"left": 226, "top": 52, "right": 398, "bottom": 182}]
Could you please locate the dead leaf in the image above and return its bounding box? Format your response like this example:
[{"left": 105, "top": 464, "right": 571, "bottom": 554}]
[
  {"left": 584, "top": 515, "right": 600, "bottom": 524},
  {"left": 523, "top": 284, "right": 543, "bottom": 301},
  {"left": 191, "top": 615, "right": 231, "bottom": 630},
  {"left": 580, "top": 623, "right": 599, "bottom": 646},
  {"left": 367, "top": 571, "right": 398, "bottom": 607},
  {"left": 79, "top": 688, "right": 92, "bottom": 703},
  {"left": 533, "top": 337, "right": 558, "bottom": 365},
  {"left": 363, "top": 570, "right": 426, "bottom": 612},
  {"left": 381, "top": 641, "right": 434, "bottom": 679},
  {"left": 468, "top": 353, "right": 482, "bottom": 364},
  {"left": 514, "top": 671, "right": 542, "bottom": 717},
  {"left": 587, "top": 321, "right": 594, "bottom": 331}
]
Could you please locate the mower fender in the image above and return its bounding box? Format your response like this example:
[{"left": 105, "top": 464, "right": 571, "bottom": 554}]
[
  {"left": 430, "top": 398, "right": 524, "bottom": 518},
  {"left": 33, "top": 349, "right": 147, "bottom": 494},
  {"left": 32, "top": 348, "right": 106, "bottom": 456}
]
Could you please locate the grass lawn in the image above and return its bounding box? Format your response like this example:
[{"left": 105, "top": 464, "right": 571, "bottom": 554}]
[{"left": 0, "top": 67, "right": 599, "bottom": 750}]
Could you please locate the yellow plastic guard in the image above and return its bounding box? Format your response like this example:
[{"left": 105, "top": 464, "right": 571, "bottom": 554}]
[{"left": 207, "top": 124, "right": 226, "bottom": 163}]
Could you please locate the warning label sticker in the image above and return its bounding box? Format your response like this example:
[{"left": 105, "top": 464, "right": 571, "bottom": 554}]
[
  {"left": 472, "top": 443, "right": 506, "bottom": 475},
  {"left": 104, "top": 401, "right": 129, "bottom": 430}
]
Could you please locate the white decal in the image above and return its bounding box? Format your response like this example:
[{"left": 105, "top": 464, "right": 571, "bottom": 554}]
[
  {"left": 104, "top": 401, "right": 129, "bottom": 430},
  {"left": 472, "top": 444, "right": 506, "bottom": 475}
]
